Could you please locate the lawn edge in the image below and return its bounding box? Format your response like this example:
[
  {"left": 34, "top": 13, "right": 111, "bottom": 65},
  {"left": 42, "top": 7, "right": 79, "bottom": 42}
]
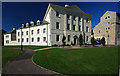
[{"left": 31, "top": 52, "right": 65, "bottom": 75}]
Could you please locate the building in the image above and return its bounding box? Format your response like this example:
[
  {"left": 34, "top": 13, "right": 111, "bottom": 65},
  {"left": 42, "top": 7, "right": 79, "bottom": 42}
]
[
  {"left": 0, "top": 29, "right": 6, "bottom": 46},
  {"left": 93, "top": 11, "right": 120, "bottom": 45},
  {"left": 4, "top": 3, "right": 92, "bottom": 46}
]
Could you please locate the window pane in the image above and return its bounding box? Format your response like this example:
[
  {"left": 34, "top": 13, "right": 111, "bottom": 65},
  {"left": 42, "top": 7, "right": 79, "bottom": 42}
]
[
  {"left": 56, "top": 35, "right": 59, "bottom": 41},
  {"left": 56, "top": 22, "right": 60, "bottom": 29},
  {"left": 43, "top": 37, "right": 46, "bottom": 41},
  {"left": 67, "top": 24, "right": 70, "bottom": 30}
]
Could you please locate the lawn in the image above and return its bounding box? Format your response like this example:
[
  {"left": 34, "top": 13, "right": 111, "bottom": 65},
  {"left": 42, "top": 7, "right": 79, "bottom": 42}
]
[
  {"left": 4, "top": 45, "right": 49, "bottom": 50},
  {"left": 2, "top": 47, "right": 24, "bottom": 66},
  {"left": 33, "top": 46, "right": 118, "bottom": 75}
]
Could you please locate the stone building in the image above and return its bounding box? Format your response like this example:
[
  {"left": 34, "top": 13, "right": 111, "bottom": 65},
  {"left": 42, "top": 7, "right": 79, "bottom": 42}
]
[{"left": 93, "top": 11, "right": 120, "bottom": 45}]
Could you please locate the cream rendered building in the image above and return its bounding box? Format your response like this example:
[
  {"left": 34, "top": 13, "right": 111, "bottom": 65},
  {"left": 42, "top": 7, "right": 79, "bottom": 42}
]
[
  {"left": 4, "top": 3, "right": 92, "bottom": 46},
  {"left": 93, "top": 11, "right": 120, "bottom": 45}
]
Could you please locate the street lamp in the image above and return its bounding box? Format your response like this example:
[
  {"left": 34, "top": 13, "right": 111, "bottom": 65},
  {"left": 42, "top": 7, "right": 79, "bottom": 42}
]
[{"left": 21, "top": 24, "right": 24, "bottom": 50}]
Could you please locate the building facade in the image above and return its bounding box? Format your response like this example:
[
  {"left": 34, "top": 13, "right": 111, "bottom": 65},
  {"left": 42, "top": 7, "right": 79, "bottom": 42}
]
[
  {"left": 93, "top": 11, "right": 120, "bottom": 45},
  {"left": 4, "top": 3, "right": 92, "bottom": 46}
]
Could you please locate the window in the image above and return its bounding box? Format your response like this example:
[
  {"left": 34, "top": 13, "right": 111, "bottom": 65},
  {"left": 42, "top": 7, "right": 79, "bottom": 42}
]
[
  {"left": 22, "top": 32, "right": 23, "bottom": 36},
  {"left": 56, "top": 22, "right": 60, "bottom": 29},
  {"left": 108, "top": 16, "right": 110, "bottom": 18},
  {"left": 37, "top": 37, "right": 40, "bottom": 42},
  {"left": 73, "top": 16, "right": 76, "bottom": 20},
  {"left": 18, "top": 39, "right": 20, "bottom": 42},
  {"left": 26, "top": 38, "right": 28, "bottom": 42},
  {"left": 43, "top": 28, "right": 46, "bottom": 33},
  {"left": 31, "top": 30, "right": 34, "bottom": 35},
  {"left": 22, "top": 38, "right": 24, "bottom": 42},
  {"left": 106, "top": 27, "right": 110, "bottom": 30},
  {"left": 56, "top": 35, "right": 60, "bottom": 42},
  {"left": 86, "top": 26, "right": 89, "bottom": 32},
  {"left": 86, "top": 36, "right": 89, "bottom": 42},
  {"left": 37, "top": 29, "right": 40, "bottom": 34},
  {"left": 32, "top": 38, "right": 34, "bottom": 42},
  {"left": 6, "top": 40, "right": 9, "bottom": 43},
  {"left": 106, "top": 27, "right": 108, "bottom": 30},
  {"left": 86, "top": 19, "right": 89, "bottom": 23},
  {"left": 56, "top": 12, "right": 60, "bottom": 17},
  {"left": 18, "top": 32, "right": 20, "bottom": 36},
  {"left": 67, "top": 24, "right": 70, "bottom": 30},
  {"left": 73, "top": 25, "right": 75, "bottom": 31},
  {"left": 105, "top": 17, "right": 107, "bottom": 19},
  {"left": 43, "top": 37, "right": 46, "bottom": 41},
  {"left": 78, "top": 25, "right": 81, "bottom": 31},
  {"left": 79, "top": 17, "right": 81, "bottom": 21},
  {"left": 98, "top": 30, "right": 100, "bottom": 33},
  {"left": 68, "top": 35, "right": 70, "bottom": 42},
  {"left": 67, "top": 14, "right": 70, "bottom": 19},
  {"left": 6, "top": 35, "right": 9, "bottom": 38},
  {"left": 26, "top": 31, "right": 28, "bottom": 35},
  {"left": 106, "top": 22, "right": 110, "bottom": 25}
]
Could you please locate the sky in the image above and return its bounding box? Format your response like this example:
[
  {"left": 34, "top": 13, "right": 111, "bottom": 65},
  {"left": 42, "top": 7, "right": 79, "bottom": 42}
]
[{"left": 2, "top": 2, "right": 119, "bottom": 32}]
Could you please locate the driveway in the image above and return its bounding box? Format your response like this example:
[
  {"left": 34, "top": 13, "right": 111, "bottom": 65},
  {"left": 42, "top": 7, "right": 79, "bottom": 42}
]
[{"left": 2, "top": 48, "right": 62, "bottom": 75}]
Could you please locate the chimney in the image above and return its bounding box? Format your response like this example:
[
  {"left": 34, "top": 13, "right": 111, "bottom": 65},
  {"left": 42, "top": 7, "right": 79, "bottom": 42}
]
[
  {"left": 37, "top": 20, "right": 40, "bottom": 25},
  {"left": 30, "top": 21, "right": 34, "bottom": 26},
  {"left": 65, "top": 4, "right": 69, "bottom": 7}
]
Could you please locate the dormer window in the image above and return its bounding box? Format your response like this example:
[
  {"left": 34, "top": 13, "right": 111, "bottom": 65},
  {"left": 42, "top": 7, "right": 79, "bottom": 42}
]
[
  {"left": 37, "top": 20, "right": 40, "bottom": 25},
  {"left": 56, "top": 12, "right": 60, "bottom": 17}
]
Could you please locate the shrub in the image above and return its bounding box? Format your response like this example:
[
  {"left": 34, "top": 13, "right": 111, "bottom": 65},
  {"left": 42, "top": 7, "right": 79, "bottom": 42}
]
[
  {"left": 79, "top": 34, "right": 83, "bottom": 47},
  {"left": 91, "top": 37, "right": 96, "bottom": 46},
  {"left": 101, "top": 37, "right": 106, "bottom": 46}
]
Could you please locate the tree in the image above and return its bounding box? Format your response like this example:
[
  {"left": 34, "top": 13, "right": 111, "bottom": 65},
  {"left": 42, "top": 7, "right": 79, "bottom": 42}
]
[
  {"left": 101, "top": 37, "right": 105, "bottom": 46},
  {"left": 62, "top": 34, "right": 66, "bottom": 47},
  {"left": 79, "top": 34, "right": 83, "bottom": 47},
  {"left": 91, "top": 37, "right": 96, "bottom": 46}
]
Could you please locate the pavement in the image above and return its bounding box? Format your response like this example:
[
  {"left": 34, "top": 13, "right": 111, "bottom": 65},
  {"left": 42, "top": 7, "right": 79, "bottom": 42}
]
[{"left": 2, "top": 48, "right": 63, "bottom": 75}]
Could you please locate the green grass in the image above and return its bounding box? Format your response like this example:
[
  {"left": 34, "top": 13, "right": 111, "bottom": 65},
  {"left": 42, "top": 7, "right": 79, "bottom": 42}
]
[
  {"left": 2, "top": 47, "right": 24, "bottom": 66},
  {"left": 33, "top": 46, "right": 118, "bottom": 75},
  {"left": 4, "top": 45, "right": 50, "bottom": 50}
]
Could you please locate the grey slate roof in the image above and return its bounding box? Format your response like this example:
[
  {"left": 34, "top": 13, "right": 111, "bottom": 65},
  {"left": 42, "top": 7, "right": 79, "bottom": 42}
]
[{"left": 49, "top": 3, "right": 93, "bottom": 17}]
